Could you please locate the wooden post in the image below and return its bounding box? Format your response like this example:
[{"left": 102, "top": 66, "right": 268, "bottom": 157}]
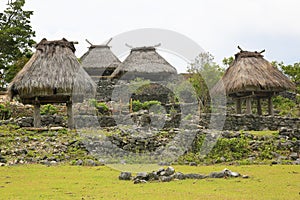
[
  {"left": 130, "top": 98, "right": 133, "bottom": 113},
  {"left": 246, "top": 98, "right": 252, "bottom": 114},
  {"left": 268, "top": 96, "right": 274, "bottom": 116},
  {"left": 67, "top": 101, "right": 74, "bottom": 129},
  {"left": 236, "top": 98, "right": 242, "bottom": 114},
  {"left": 257, "top": 98, "right": 262, "bottom": 115},
  {"left": 33, "top": 102, "right": 41, "bottom": 128}
]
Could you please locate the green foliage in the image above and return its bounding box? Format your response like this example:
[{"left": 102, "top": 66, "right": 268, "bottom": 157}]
[
  {"left": 208, "top": 137, "right": 250, "bottom": 162},
  {"left": 97, "top": 102, "right": 109, "bottom": 112},
  {"left": 40, "top": 104, "right": 58, "bottom": 115},
  {"left": 131, "top": 100, "right": 161, "bottom": 112},
  {"left": 89, "top": 99, "right": 110, "bottom": 115},
  {"left": 128, "top": 77, "right": 151, "bottom": 94},
  {"left": 0, "top": 0, "right": 35, "bottom": 88},
  {"left": 0, "top": 103, "right": 11, "bottom": 119},
  {"left": 272, "top": 61, "right": 300, "bottom": 93},
  {"left": 222, "top": 56, "right": 234, "bottom": 67},
  {"left": 273, "top": 95, "right": 298, "bottom": 117},
  {"left": 187, "top": 52, "right": 224, "bottom": 112}
]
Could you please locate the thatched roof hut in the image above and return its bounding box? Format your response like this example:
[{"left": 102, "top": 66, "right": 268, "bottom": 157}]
[
  {"left": 111, "top": 46, "right": 177, "bottom": 80},
  {"left": 81, "top": 44, "right": 120, "bottom": 81},
  {"left": 212, "top": 48, "right": 295, "bottom": 115},
  {"left": 8, "top": 38, "right": 96, "bottom": 127}
]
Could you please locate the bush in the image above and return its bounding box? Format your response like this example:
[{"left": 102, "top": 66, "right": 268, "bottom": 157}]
[
  {"left": 273, "top": 96, "right": 298, "bottom": 117},
  {"left": 40, "top": 104, "right": 58, "bottom": 115},
  {"left": 131, "top": 100, "right": 143, "bottom": 112},
  {"left": 131, "top": 100, "right": 161, "bottom": 112},
  {"left": 88, "top": 99, "right": 110, "bottom": 115},
  {"left": 0, "top": 103, "right": 11, "bottom": 120}
]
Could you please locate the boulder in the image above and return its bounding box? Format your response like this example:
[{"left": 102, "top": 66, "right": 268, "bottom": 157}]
[{"left": 119, "top": 172, "right": 132, "bottom": 180}]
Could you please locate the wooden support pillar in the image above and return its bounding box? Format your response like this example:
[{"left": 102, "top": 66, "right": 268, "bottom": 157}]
[
  {"left": 257, "top": 98, "right": 262, "bottom": 115},
  {"left": 268, "top": 96, "right": 274, "bottom": 116},
  {"left": 236, "top": 98, "right": 242, "bottom": 114},
  {"left": 67, "top": 101, "right": 74, "bottom": 129},
  {"left": 33, "top": 101, "right": 41, "bottom": 128},
  {"left": 246, "top": 98, "right": 252, "bottom": 114}
]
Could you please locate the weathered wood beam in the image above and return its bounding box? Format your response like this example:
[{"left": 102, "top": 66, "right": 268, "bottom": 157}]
[
  {"left": 33, "top": 101, "right": 41, "bottom": 128},
  {"left": 257, "top": 98, "right": 262, "bottom": 115},
  {"left": 236, "top": 98, "right": 242, "bottom": 114},
  {"left": 246, "top": 98, "right": 252, "bottom": 114},
  {"left": 67, "top": 101, "right": 74, "bottom": 129},
  {"left": 268, "top": 96, "right": 274, "bottom": 116}
]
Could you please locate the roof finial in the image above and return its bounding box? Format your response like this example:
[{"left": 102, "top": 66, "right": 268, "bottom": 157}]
[
  {"left": 85, "top": 39, "right": 93, "bottom": 46},
  {"left": 105, "top": 38, "right": 113, "bottom": 46},
  {"left": 153, "top": 43, "right": 161, "bottom": 48},
  {"left": 237, "top": 46, "right": 244, "bottom": 52},
  {"left": 125, "top": 43, "right": 133, "bottom": 48},
  {"left": 259, "top": 49, "right": 265, "bottom": 54}
]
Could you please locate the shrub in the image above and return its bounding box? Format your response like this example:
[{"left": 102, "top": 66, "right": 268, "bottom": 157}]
[
  {"left": 40, "top": 104, "right": 58, "bottom": 115},
  {"left": 131, "top": 100, "right": 143, "bottom": 112},
  {"left": 131, "top": 100, "right": 161, "bottom": 112},
  {"left": 0, "top": 103, "right": 11, "bottom": 120},
  {"left": 273, "top": 96, "right": 297, "bottom": 117}
]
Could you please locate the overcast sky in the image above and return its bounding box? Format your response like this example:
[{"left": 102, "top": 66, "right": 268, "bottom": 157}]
[{"left": 1, "top": 0, "right": 300, "bottom": 72}]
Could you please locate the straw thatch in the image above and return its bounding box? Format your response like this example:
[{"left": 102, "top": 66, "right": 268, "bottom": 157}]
[
  {"left": 81, "top": 45, "right": 120, "bottom": 79},
  {"left": 8, "top": 38, "right": 96, "bottom": 104},
  {"left": 212, "top": 50, "right": 295, "bottom": 97},
  {"left": 111, "top": 46, "right": 177, "bottom": 79}
]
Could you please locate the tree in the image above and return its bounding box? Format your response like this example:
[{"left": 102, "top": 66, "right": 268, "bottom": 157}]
[
  {"left": 187, "top": 52, "right": 224, "bottom": 112},
  {"left": 222, "top": 56, "right": 234, "bottom": 67},
  {"left": 0, "top": 0, "right": 35, "bottom": 89},
  {"left": 272, "top": 61, "right": 300, "bottom": 93}
]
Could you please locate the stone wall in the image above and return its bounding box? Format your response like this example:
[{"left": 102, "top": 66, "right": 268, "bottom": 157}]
[
  {"left": 4, "top": 112, "right": 300, "bottom": 131},
  {"left": 199, "top": 113, "right": 300, "bottom": 131}
]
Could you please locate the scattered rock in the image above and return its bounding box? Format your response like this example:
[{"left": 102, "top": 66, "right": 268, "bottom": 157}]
[
  {"left": 164, "top": 166, "right": 175, "bottom": 176},
  {"left": 84, "top": 159, "right": 96, "bottom": 166},
  {"left": 133, "top": 179, "right": 147, "bottom": 184},
  {"left": 185, "top": 173, "right": 206, "bottom": 179},
  {"left": 119, "top": 172, "right": 132, "bottom": 180},
  {"left": 293, "top": 158, "right": 300, "bottom": 165},
  {"left": 209, "top": 171, "right": 226, "bottom": 178},
  {"left": 189, "top": 162, "right": 197, "bottom": 166},
  {"left": 75, "top": 159, "right": 83, "bottom": 166},
  {"left": 123, "top": 167, "right": 244, "bottom": 184},
  {"left": 135, "top": 172, "right": 148, "bottom": 181},
  {"left": 289, "top": 152, "right": 299, "bottom": 160},
  {"left": 160, "top": 176, "right": 173, "bottom": 182},
  {"left": 173, "top": 172, "right": 186, "bottom": 180}
]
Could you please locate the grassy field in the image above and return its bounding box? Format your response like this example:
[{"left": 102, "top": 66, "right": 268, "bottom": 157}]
[{"left": 0, "top": 164, "right": 299, "bottom": 200}]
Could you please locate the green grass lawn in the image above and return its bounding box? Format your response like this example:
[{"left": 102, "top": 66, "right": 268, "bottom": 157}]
[{"left": 0, "top": 164, "right": 299, "bottom": 200}]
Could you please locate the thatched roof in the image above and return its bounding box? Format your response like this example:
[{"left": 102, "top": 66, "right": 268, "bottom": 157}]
[
  {"left": 8, "top": 38, "right": 96, "bottom": 104},
  {"left": 80, "top": 44, "right": 120, "bottom": 77},
  {"left": 111, "top": 46, "right": 177, "bottom": 79},
  {"left": 212, "top": 49, "right": 295, "bottom": 97}
]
